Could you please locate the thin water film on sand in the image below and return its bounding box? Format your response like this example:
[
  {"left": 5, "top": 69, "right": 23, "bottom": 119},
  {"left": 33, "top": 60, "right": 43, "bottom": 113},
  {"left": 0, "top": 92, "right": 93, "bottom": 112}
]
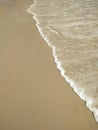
[{"left": 28, "top": 0, "right": 98, "bottom": 123}]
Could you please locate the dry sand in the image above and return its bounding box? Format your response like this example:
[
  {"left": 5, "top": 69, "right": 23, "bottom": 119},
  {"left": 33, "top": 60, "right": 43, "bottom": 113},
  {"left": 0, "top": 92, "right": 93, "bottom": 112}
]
[{"left": 0, "top": 0, "right": 98, "bottom": 130}]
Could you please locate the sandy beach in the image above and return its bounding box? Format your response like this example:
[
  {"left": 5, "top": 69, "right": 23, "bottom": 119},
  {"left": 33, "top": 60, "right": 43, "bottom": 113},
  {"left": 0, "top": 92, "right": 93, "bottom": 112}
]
[{"left": 0, "top": 0, "right": 98, "bottom": 129}]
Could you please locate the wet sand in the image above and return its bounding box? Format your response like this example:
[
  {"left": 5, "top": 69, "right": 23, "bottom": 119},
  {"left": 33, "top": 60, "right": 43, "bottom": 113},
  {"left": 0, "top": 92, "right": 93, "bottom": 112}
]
[{"left": 0, "top": 0, "right": 98, "bottom": 130}]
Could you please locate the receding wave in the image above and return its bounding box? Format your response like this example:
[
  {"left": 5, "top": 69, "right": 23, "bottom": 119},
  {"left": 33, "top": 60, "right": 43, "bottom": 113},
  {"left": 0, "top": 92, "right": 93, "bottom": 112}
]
[{"left": 27, "top": 0, "right": 98, "bottom": 123}]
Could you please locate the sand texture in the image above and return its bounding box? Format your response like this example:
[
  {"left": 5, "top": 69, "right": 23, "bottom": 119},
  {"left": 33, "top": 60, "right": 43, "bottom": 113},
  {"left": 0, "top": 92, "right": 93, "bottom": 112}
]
[{"left": 0, "top": 0, "right": 98, "bottom": 130}]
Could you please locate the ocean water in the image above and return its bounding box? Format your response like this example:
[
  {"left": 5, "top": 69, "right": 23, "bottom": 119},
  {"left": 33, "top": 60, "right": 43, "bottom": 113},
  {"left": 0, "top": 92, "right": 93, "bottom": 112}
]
[{"left": 27, "top": 0, "right": 98, "bottom": 123}]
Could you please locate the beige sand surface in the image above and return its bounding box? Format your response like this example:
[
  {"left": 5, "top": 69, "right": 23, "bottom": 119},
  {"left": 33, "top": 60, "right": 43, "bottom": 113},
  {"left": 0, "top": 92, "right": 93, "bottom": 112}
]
[{"left": 0, "top": 0, "right": 98, "bottom": 130}]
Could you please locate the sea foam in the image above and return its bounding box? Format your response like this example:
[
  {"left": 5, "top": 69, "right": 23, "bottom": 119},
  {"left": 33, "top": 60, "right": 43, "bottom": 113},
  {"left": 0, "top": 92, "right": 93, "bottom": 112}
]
[{"left": 27, "top": 0, "right": 98, "bottom": 123}]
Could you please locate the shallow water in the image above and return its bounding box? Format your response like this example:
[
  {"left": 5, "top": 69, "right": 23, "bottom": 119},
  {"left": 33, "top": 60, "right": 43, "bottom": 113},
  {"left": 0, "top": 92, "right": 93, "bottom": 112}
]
[{"left": 28, "top": 0, "right": 98, "bottom": 123}]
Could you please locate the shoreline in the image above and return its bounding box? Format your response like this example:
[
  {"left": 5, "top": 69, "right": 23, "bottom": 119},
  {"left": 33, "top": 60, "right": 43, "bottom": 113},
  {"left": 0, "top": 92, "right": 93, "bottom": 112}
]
[
  {"left": 0, "top": 0, "right": 98, "bottom": 129},
  {"left": 28, "top": 1, "right": 98, "bottom": 124}
]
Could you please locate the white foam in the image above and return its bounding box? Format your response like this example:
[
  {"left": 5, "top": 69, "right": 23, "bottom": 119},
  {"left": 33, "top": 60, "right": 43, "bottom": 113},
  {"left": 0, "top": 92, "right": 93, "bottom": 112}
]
[{"left": 46, "top": 25, "right": 59, "bottom": 34}]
